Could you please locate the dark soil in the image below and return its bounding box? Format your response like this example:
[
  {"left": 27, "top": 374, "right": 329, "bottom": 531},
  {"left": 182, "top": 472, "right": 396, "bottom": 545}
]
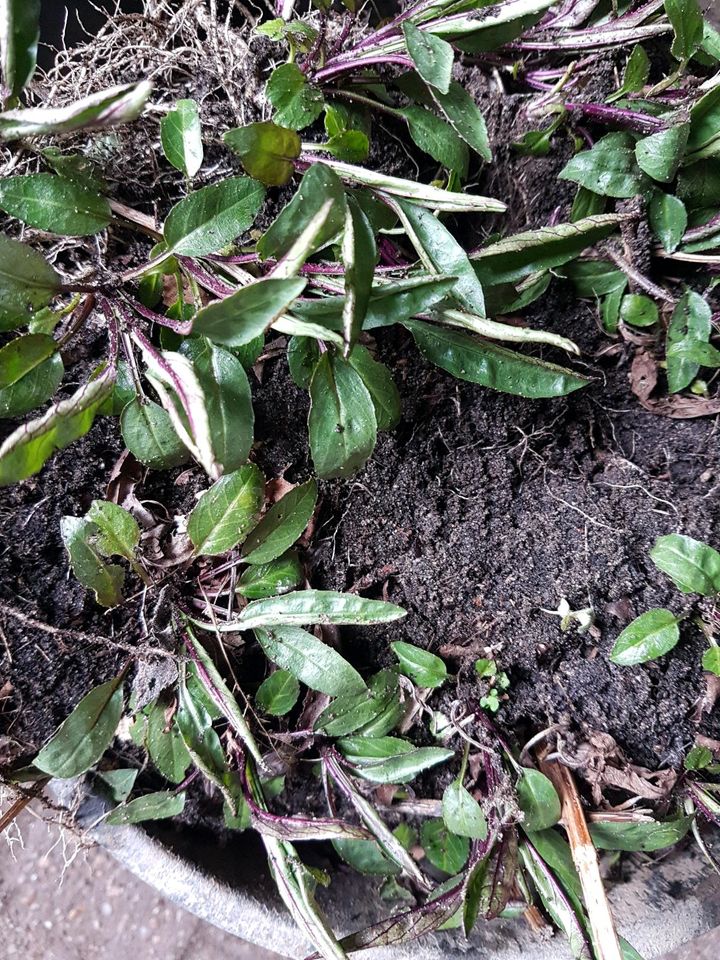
[{"left": 2, "top": 5, "right": 720, "bottom": 836}]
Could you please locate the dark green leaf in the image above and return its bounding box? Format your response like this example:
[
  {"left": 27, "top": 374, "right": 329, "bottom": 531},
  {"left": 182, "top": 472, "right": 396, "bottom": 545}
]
[
  {"left": 612, "top": 44, "right": 650, "bottom": 100},
  {"left": 316, "top": 669, "right": 400, "bottom": 737},
  {"left": 326, "top": 130, "right": 369, "bottom": 163},
  {"left": 0, "top": 370, "right": 114, "bottom": 485},
  {"left": 61, "top": 516, "right": 125, "bottom": 607},
  {"left": 0, "top": 0, "right": 40, "bottom": 99},
  {"left": 610, "top": 608, "right": 680, "bottom": 665},
  {"left": 421, "top": 820, "right": 469, "bottom": 874},
  {"left": 404, "top": 319, "right": 589, "bottom": 399},
  {"left": 256, "top": 670, "right": 300, "bottom": 716},
  {"left": 187, "top": 464, "right": 265, "bottom": 556},
  {"left": 193, "top": 277, "right": 306, "bottom": 347},
  {"left": 399, "top": 106, "right": 469, "bottom": 174},
  {"left": 164, "top": 177, "right": 265, "bottom": 256},
  {"left": 393, "top": 198, "right": 485, "bottom": 316},
  {"left": 0, "top": 333, "right": 55, "bottom": 387},
  {"left": 255, "top": 625, "right": 366, "bottom": 696},
  {"left": 86, "top": 500, "right": 140, "bottom": 563},
  {"left": 559, "top": 133, "right": 649, "bottom": 198},
  {"left": 257, "top": 163, "right": 346, "bottom": 261},
  {"left": 120, "top": 398, "right": 188, "bottom": 470},
  {"left": 472, "top": 215, "right": 625, "bottom": 285},
  {"left": 442, "top": 780, "right": 487, "bottom": 840},
  {"left": 391, "top": 640, "right": 446, "bottom": 688},
  {"left": 635, "top": 123, "right": 689, "bottom": 183},
  {"left": 666, "top": 290, "right": 712, "bottom": 393},
  {"left": 333, "top": 837, "right": 400, "bottom": 876},
  {"left": 519, "top": 842, "right": 591, "bottom": 959},
  {"left": 0, "top": 334, "right": 63, "bottom": 418},
  {"left": 309, "top": 351, "right": 377, "bottom": 479},
  {"left": 97, "top": 768, "right": 137, "bottom": 804},
  {"left": 589, "top": 816, "right": 693, "bottom": 851},
  {"left": 35, "top": 675, "right": 124, "bottom": 778},
  {"left": 179, "top": 338, "right": 254, "bottom": 472},
  {"left": 342, "top": 197, "right": 377, "bottom": 355},
  {"left": 0, "top": 173, "right": 111, "bottom": 236},
  {"left": 242, "top": 479, "right": 317, "bottom": 564},
  {"left": 650, "top": 533, "right": 720, "bottom": 595},
  {"left": 403, "top": 21, "right": 453, "bottom": 93},
  {"left": 161, "top": 98, "right": 203, "bottom": 178},
  {"left": 430, "top": 80, "right": 491, "bottom": 162},
  {"left": 223, "top": 121, "right": 301, "bottom": 187},
  {"left": 237, "top": 550, "right": 303, "bottom": 599},
  {"left": 648, "top": 192, "right": 687, "bottom": 252},
  {"left": 266, "top": 62, "right": 324, "bottom": 130},
  {"left": 346, "top": 344, "right": 401, "bottom": 431},
  {"left": 105, "top": 790, "right": 186, "bottom": 825},
  {"left": 341, "top": 739, "right": 454, "bottom": 785},
  {"left": 0, "top": 235, "right": 61, "bottom": 332},
  {"left": 561, "top": 259, "right": 627, "bottom": 296},
  {"left": 141, "top": 700, "right": 191, "bottom": 784},
  {"left": 620, "top": 294, "right": 658, "bottom": 328},
  {"left": 517, "top": 768, "right": 562, "bottom": 832},
  {"left": 665, "top": 0, "right": 703, "bottom": 60}
]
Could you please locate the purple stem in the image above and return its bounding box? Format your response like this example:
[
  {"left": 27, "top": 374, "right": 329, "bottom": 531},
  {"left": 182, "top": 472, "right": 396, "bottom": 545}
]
[
  {"left": 179, "top": 257, "right": 236, "bottom": 298},
  {"left": 683, "top": 213, "right": 720, "bottom": 244},
  {"left": 131, "top": 325, "right": 201, "bottom": 438},
  {"left": 688, "top": 784, "right": 720, "bottom": 827},
  {"left": 566, "top": 100, "right": 665, "bottom": 134},
  {"left": 352, "top": 0, "right": 437, "bottom": 52},
  {"left": 208, "top": 252, "right": 260, "bottom": 265},
  {"left": 328, "top": 12, "right": 354, "bottom": 59},
  {"left": 313, "top": 53, "right": 414, "bottom": 84},
  {"left": 123, "top": 293, "right": 193, "bottom": 335},
  {"left": 174, "top": 768, "right": 200, "bottom": 794}
]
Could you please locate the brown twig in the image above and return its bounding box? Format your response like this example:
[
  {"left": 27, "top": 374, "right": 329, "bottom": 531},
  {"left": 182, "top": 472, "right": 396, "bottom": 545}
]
[
  {"left": 0, "top": 781, "right": 47, "bottom": 834},
  {"left": 538, "top": 754, "right": 623, "bottom": 960}
]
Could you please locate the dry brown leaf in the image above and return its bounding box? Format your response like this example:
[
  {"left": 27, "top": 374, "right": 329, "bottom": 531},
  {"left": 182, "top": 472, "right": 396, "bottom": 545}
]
[{"left": 629, "top": 349, "right": 658, "bottom": 403}]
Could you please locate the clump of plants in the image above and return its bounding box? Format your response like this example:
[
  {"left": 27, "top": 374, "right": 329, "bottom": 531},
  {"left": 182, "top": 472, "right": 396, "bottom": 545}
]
[{"left": 2, "top": 1, "right": 720, "bottom": 959}]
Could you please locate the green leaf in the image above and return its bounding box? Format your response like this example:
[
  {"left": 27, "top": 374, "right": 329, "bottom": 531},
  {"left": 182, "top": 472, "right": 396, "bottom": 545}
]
[
  {"left": 399, "top": 105, "right": 469, "bottom": 174},
  {"left": 164, "top": 177, "right": 265, "bottom": 256},
  {"left": 0, "top": 235, "right": 61, "bottom": 331},
  {"left": 650, "top": 533, "right": 720, "bottom": 595},
  {"left": 86, "top": 500, "right": 140, "bottom": 563},
  {"left": 648, "top": 192, "right": 687, "bottom": 253},
  {"left": 517, "top": 769, "right": 562, "bottom": 832},
  {"left": 0, "top": 0, "right": 40, "bottom": 99},
  {"left": 391, "top": 640, "right": 446, "bottom": 688},
  {"left": 421, "top": 820, "right": 470, "bottom": 874},
  {"left": 589, "top": 816, "right": 693, "bottom": 851},
  {"left": 0, "top": 370, "right": 114, "bottom": 485},
  {"left": 559, "top": 133, "right": 649, "bottom": 198},
  {"left": 665, "top": 0, "right": 703, "bottom": 60},
  {"left": 179, "top": 338, "right": 254, "bottom": 472},
  {"left": 316, "top": 669, "right": 401, "bottom": 737},
  {"left": 393, "top": 198, "right": 485, "bottom": 316},
  {"left": 346, "top": 345, "right": 401, "bottom": 431},
  {"left": 256, "top": 670, "right": 300, "bottom": 716},
  {"left": 255, "top": 625, "right": 366, "bottom": 696},
  {"left": 309, "top": 351, "right": 377, "bottom": 479},
  {"left": 666, "top": 290, "right": 712, "bottom": 393},
  {"left": 326, "top": 129, "right": 369, "bottom": 163},
  {"left": 442, "top": 780, "right": 488, "bottom": 840},
  {"left": 333, "top": 837, "right": 400, "bottom": 876},
  {"left": 518, "top": 843, "right": 590, "bottom": 959},
  {"left": 161, "top": 98, "right": 203, "bottom": 178},
  {"left": 619, "top": 294, "right": 658, "bottom": 328},
  {"left": 120, "top": 398, "right": 188, "bottom": 470},
  {"left": 429, "top": 80, "right": 491, "bottom": 162},
  {"left": 228, "top": 589, "right": 406, "bottom": 631},
  {"left": 97, "top": 768, "right": 138, "bottom": 804},
  {"left": 340, "top": 738, "right": 455, "bottom": 785},
  {"left": 0, "top": 81, "right": 152, "bottom": 140},
  {"left": 193, "top": 276, "right": 306, "bottom": 348},
  {"left": 472, "top": 215, "right": 625, "bottom": 285},
  {"left": 404, "top": 319, "right": 588, "bottom": 399},
  {"left": 635, "top": 124, "right": 689, "bottom": 183},
  {"left": 342, "top": 197, "right": 376, "bottom": 356},
  {"left": 141, "top": 701, "right": 191, "bottom": 783},
  {"left": 237, "top": 550, "right": 303, "bottom": 599},
  {"left": 610, "top": 44, "right": 650, "bottom": 101},
  {"left": 242, "top": 479, "right": 317, "bottom": 565},
  {"left": 224, "top": 121, "right": 301, "bottom": 187},
  {"left": 561, "top": 260, "right": 627, "bottom": 297},
  {"left": 266, "top": 62, "right": 324, "bottom": 130},
  {"left": 0, "top": 173, "right": 111, "bottom": 236},
  {"left": 685, "top": 745, "right": 713, "bottom": 771},
  {"left": 105, "top": 790, "right": 186, "bottom": 825},
  {"left": 702, "top": 646, "right": 720, "bottom": 675},
  {"left": 188, "top": 464, "right": 265, "bottom": 556},
  {"left": 0, "top": 333, "right": 63, "bottom": 419},
  {"left": 257, "top": 163, "right": 346, "bottom": 262},
  {"left": 35, "top": 675, "right": 124, "bottom": 778},
  {"left": 403, "top": 22, "right": 453, "bottom": 94},
  {"left": 61, "top": 516, "right": 125, "bottom": 607},
  {"left": 610, "top": 608, "right": 681, "bottom": 666}
]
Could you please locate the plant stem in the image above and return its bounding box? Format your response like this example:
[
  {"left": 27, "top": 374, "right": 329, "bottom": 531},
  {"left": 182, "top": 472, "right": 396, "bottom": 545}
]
[{"left": 56, "top": 294, "right": 96, "bottom": 349}]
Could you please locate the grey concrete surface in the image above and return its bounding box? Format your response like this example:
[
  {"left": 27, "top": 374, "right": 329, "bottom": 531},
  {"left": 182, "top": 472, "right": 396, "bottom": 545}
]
[{"left": 0, "top": 804, "right": 717, "bottom": 960}]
